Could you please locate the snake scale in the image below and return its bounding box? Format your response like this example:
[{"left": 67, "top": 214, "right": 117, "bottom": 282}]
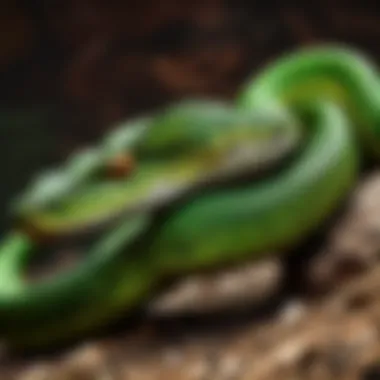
[{"left": 0, "top": 44, "right": 380, "bottom": 349}]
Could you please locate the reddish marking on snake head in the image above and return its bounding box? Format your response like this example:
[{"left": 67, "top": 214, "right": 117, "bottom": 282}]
[{"left": 106, "top": 153, "right": 136, "bottom": 178}]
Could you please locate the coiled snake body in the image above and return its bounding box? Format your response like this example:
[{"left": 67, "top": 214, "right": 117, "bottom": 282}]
[{"left": 1, "top": 45, "right": 380, "bottom": 349}]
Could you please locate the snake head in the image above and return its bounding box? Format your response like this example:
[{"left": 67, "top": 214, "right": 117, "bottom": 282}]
[
  {"left": 11, "top": 117, "right": 150, "bottom": 217},
  {"left": 11, "top": 99, "right": 302, "bottom": 237}
]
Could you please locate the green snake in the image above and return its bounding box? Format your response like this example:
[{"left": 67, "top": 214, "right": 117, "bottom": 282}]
[{"left": 1, "top": 44, "right": 380, "bottom": 349}]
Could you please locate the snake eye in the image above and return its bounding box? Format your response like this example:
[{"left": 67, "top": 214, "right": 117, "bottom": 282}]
[{"left": 104, "top": 153, "right": 136, "bottom": 179}]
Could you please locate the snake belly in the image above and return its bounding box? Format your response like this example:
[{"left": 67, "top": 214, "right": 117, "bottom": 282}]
[{"left": 0, "top": 44, "right": 379, "bottom": 349}]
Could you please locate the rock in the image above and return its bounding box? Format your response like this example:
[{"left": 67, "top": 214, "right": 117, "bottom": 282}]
[
  {"left": 307, "top": 172, "right": 380, "bottom": 294},
  {"left": 147, "top": 258, "right": 283, "bottom": 316}
]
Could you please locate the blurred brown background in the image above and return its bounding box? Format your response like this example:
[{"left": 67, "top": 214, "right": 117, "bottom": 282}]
[{"left": 2, "top": 1, "right": 379, "bottom": 142}]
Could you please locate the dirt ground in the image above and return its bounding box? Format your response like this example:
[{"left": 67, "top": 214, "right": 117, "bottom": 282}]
[{"left": 1, "top": 2, "right": 380, "bottom": 379}]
